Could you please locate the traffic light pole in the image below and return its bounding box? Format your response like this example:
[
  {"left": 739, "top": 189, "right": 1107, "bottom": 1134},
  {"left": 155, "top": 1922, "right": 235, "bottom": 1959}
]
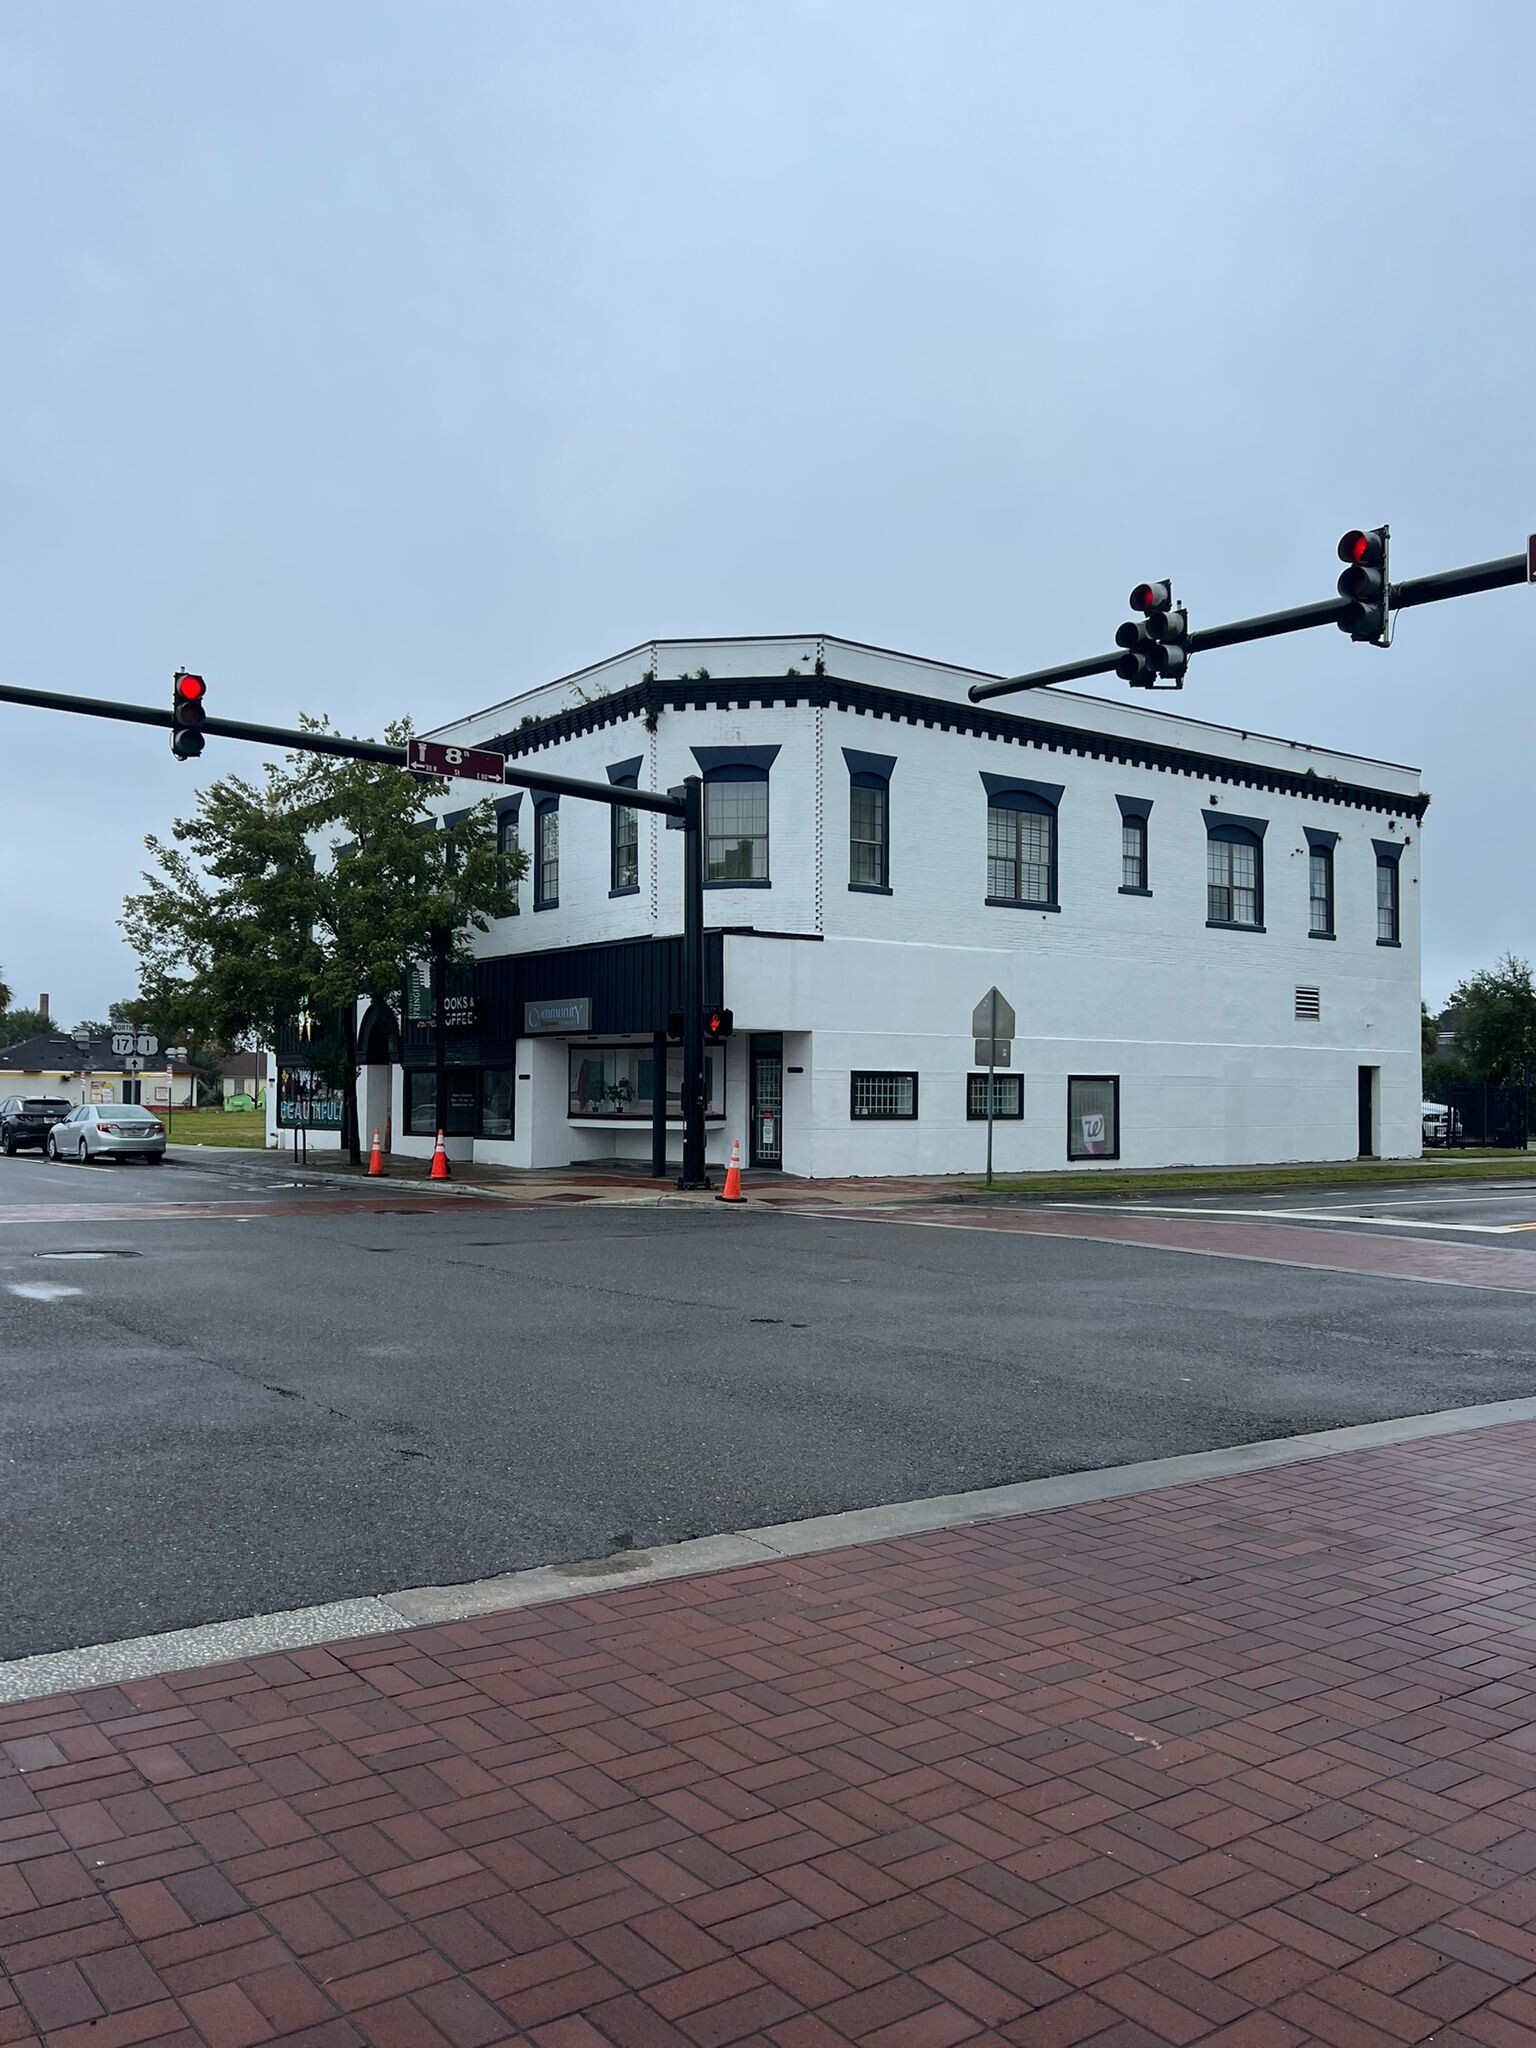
[
  {"left": 970, "top": 550, "right": 1530, "bottom": 703},
  {"left": 0, "top": 679, "right": 710, "bottom": 1190},
  {"left": 678, "top": 776, "right": 708, "bottom": 1191}
]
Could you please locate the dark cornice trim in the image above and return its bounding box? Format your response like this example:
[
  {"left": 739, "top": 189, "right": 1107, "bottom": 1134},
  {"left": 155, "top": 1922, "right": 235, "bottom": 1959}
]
[{"left": 486, "top": 676, "right": 1428, "bottom": 820}]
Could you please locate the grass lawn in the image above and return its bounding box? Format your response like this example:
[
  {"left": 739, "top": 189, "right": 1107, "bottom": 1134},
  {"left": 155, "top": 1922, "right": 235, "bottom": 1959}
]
[
  {"left": 974, "top": 1154, "right": 1536, "bottom": 1200},
  {"left": 160, "top": 1106, "right": 266, "bottom": 1148}
]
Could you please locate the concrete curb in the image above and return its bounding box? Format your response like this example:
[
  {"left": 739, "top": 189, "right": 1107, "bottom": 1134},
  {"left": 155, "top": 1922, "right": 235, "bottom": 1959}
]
[{"left": 8, "top": 1394, "right": 1536, "bottom": 1705}]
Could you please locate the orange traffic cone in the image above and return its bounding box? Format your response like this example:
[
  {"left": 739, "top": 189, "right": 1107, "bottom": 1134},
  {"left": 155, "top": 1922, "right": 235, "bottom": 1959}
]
[
  {"left": 429, "top": 1128, "right": 450, "bottom": 1181},
  {"left": 367, "top": 1128, "right": 385, "bottom": 1176},
  {"left": 716, "top": 1137, "right": 746, "bottom": 1204}
]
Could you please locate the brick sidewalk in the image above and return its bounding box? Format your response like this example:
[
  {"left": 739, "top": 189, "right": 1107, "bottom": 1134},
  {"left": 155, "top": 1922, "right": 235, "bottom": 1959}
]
[{"left": 9, "top": 1429, "right": 1536, "bottom": 2047}]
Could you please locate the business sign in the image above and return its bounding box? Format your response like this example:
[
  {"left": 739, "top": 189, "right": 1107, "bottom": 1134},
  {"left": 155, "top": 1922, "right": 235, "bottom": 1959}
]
[
  {"left": 1078, "top": 1113, "right": 1109, "bottom": 1155},
  {"left": 441, "top": 991, "right": 483, "bottom": 1031},
  {"left": 407, "top": 738, "right": 506, "bottom": 784},
  {"left": 276, "top": 1064, "right": 346, "bottom": 1129},
  {"left": 524, "top": 997, "right": 592, "bottom": 1034}
]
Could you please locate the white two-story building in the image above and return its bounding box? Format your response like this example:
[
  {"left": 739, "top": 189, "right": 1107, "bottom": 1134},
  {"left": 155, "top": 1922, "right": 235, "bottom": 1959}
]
[{"left": 339, "top": 633, "right": 1423, "bottom": 1179}]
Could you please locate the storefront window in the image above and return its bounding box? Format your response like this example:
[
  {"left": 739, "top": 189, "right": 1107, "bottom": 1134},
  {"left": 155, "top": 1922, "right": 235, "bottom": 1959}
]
[
  {"left": 567, "top": 1044, "right": 723, "bottom": 1119},
  {"left": 404, "top": 1070, "right": 478, "bottom": 1136},
  {"left": 480, "top": 1069, "right": 515, "bottom": 1139}
]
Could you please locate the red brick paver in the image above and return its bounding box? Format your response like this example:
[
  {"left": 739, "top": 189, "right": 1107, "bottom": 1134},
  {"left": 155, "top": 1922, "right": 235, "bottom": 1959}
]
[{"left": 9, "top": 1424, "right": 1536, "bottom": 2045}]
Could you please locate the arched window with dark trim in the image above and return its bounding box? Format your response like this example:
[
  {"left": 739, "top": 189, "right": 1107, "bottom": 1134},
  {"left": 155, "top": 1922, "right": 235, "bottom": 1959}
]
[
  {"left": 844, "top": 747, "right": 896, "bottom": 893},
  {"left": 534, "top": 796, "right": 559, "bottom": 910},
  {"left": 607, "top": 758, "right": 642, "bottom": 896},
  {"left": 494, "top": 795, "right": 520, "bottom": 913},
  {"left": 1204, "top": 812, "right": 1266, "bottom": 930},
  {"left": 983, "top": 775, "right": 1061, "bottom": 909}
]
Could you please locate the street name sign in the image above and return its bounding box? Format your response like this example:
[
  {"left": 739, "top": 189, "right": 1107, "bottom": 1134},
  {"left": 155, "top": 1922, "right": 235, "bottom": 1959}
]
[
  {"left": 112, "top": 1031, "right": 158, "bottom": 1057},
  {"left": 407, "top": 738, "right": 506, "bottom": 784}
]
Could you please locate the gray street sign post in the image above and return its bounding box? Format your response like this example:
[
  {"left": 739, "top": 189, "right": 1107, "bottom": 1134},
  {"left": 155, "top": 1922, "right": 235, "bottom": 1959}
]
[{"left": 971, "top": 987, "right": 1015, "bottom": 1188}]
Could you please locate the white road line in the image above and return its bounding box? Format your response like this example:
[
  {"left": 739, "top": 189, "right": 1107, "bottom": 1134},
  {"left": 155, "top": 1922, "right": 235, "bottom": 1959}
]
[
  {"left": 1244, "top": 1190, "right": 1536, "bottom": 1211},
  {"left": 1048, "top": 1203, "right": 1531, "bottom": 1234},
  {"left": 791, "top": 1208, "right": 1531, "bottom": 1285},
  {"left": 7, "top": 1393, "right": 1536, "bottom": 1705},
  {"left": 5, "top": 1282, "right": 84, "bottom": 1301}
]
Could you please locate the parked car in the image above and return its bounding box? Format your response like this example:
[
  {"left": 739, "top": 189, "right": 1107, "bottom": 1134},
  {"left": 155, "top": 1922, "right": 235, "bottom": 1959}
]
[
  {"left": 45, "top": 1103, "right": 166, "bottom": 1163},
  {"left": 0, "top": 1095, "right": 72, "bottom": 1155}
]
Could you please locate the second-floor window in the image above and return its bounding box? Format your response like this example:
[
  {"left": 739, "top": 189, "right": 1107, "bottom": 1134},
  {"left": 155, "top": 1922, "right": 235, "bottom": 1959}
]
[
  {"left": 849, "top": 775, "right": 888, "bottom": 889},
  {"left": 611, "top": 792, "right": 639, "bottom": 893},
  {"left": 497, "top": 810, "right": 520, "bottom": 912},
  {"left": 1309, "top": 846, "right": 1334, "bottom": 936},
  {"left": 1376, "top": 851, "right": 1400, "bottom": 943},
  {"left": 705, "top": 769, "right": 769, "bottom": 883},
  {"left": 1121, "top": 815, "right": 1147, "bottom": 891},
  {"left": 1207, "top": 826, "right": 1263, "bottom": 928},
  {"left": 987, "top": 794, "right": 1056, "bottom": 907},
  {"left": 535, "top": 800, "right": 559, "bottom": 909}
]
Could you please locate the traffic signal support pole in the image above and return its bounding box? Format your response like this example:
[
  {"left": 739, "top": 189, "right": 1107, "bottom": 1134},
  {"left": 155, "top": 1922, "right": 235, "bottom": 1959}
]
[
  {"left": 970, "top": 551, "right": 1529, "bottom": 703},
  {"left": 678, "top": 776, "right": 708, "bottom": 1191},
  {"left": 0, "top": 681, "right": 707, "bottom": 1182}
]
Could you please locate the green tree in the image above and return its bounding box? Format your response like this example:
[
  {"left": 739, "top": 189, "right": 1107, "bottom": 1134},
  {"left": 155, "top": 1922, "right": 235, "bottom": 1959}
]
[
  {"left": 0, "top": 1006, "right": 55, "bottom": 1050},
  {"left": 122, "top": 717, "right": 523, "bottom": 1162},
  {"left": 1421, "top": 1001, "right": 1439, "bottom": 1062},
  {"left": 71, "top": 1019, "right": 113, "bottom": 1040},
  {"left": 0, "top": 967, "right": 11, "bottom": 1013},
  {"left": 1446, "top": 954, "right": 1536, "bottom": 1087}
]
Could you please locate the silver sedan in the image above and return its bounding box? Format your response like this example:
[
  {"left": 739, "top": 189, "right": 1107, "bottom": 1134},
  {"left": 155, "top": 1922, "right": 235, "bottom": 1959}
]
[{"left": 46, "top": 1103, "right": 167, "bottom": 1163}]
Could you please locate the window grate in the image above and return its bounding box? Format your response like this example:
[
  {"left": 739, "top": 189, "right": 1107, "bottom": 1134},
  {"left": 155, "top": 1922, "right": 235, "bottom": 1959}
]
[
  {"left": 1295, "top": 985, "right": 1322, "bottom": 1020},
  {"left": 967, "top": 1074, "right": 1022, "bottom": 1120},
  {"left": 850, "top": 1070, "right": 919, "bottom": 1120}
]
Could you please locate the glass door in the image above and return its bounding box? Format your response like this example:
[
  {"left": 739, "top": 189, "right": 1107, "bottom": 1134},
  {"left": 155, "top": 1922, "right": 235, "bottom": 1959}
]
[{"left": 750, "top": 1035, "right": 783, "bottom": 1168}]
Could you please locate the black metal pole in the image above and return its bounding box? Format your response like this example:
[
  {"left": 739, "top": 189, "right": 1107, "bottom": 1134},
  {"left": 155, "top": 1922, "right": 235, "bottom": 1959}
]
[
  {"left": 0, "top": 682, "right": 685, "bottom": 817},
  {"left": 678, "top": 776, "right": 708, "bottom": 1190},
  {"left": 968, "top": 550, "right": 1531, "bottom": 705},
  {"left": 431, "top": 924, "right": 450, "bottom": 1178},
  {"left": 650, "top": 1030, "right": 668, "bottom": 1180}
]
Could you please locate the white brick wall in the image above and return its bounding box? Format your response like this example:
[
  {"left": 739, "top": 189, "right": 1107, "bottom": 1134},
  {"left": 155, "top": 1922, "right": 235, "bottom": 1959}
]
[{"left": 392, "top": 636, "right": 1422, "bottom": 1177}]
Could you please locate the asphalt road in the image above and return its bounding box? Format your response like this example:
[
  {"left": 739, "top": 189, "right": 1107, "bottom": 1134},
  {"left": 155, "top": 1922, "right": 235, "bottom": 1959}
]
[{"left": 4, "top": 1148, "right": 1536, "bottom": 1662}]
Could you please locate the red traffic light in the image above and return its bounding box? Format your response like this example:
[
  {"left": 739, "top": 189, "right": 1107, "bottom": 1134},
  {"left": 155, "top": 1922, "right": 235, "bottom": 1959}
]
[
  {"left": 175, "top": 671, "right": 206, "bottom": 702},
  {"left": 1336, "top": 529, "right": 1383, "bottom": 568},
  {"left": 1129, "top": 581, "right": 1171, "bottom": 614}
]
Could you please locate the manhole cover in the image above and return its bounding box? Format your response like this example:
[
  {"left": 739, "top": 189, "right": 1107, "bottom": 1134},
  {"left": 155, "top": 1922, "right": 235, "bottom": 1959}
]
[{"left": 33, "top": 1249, "right": 142, "bottom": 1261}]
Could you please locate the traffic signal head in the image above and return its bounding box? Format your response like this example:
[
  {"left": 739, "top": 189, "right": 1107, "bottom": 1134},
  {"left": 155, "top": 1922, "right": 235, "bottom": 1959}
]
[
  {"left": 1116, "top": 582, "right": 1188, "bottom": 687},
  {"left": 171, "top": 669, "right": 206, "bottom": 759},
  {"left": 1336, "top": 527, "right": 1389, "bottom": 642},
  {"left": 704, "top": 1008, "right": 734, "bottom": 1042}
]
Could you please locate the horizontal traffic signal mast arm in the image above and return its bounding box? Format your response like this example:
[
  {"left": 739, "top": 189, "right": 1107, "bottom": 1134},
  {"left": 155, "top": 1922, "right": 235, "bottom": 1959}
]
[
  {"left": 0, "top": 681, "right": 686, "bottom": 816},
  {"left": 969, "top": 549, "right": 1530, "bottom": 704}
]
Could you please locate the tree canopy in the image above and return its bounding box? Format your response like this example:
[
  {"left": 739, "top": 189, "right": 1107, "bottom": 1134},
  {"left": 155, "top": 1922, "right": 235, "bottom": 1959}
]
[
  {"left": 1444, "top": 954, "right": 1536, "bottom": 1087},
  {"left": 0, "top": 1007, "right": 54, "bottom": 1050},
  {"left": 122, "top": 718, "right": 523, "bottom": 1153}
]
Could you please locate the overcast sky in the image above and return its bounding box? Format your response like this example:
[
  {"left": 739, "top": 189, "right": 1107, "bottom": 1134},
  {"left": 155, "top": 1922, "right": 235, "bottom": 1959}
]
[{"left": 2, "top": 0, "right": 1531, "bottom": 1026}]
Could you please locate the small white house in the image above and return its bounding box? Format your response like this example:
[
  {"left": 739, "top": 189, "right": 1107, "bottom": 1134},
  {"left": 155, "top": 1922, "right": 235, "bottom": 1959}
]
[
  {"left": 0, "top": 1031, "right": 201, "bottom": 1110},
  {"left": 281, "top": 634, "right": 1424, "bottom": 1179}
]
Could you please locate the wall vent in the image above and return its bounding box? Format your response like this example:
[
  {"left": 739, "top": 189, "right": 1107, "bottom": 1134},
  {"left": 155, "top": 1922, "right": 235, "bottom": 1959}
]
[{"left": 1295, "top": 985, "right": 1322, "bottom": 1021}]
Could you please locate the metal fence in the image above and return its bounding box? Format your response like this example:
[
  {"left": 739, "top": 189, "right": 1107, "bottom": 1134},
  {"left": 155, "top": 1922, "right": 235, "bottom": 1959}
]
[{"left": 1439, "top": 1082, "right": 1530, "bottom": 1149}]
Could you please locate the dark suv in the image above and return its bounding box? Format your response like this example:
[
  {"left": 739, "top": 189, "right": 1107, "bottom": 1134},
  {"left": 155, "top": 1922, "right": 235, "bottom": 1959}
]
[{"left": 1, "top": 1095, "right": 72, "bottom": 1155}]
